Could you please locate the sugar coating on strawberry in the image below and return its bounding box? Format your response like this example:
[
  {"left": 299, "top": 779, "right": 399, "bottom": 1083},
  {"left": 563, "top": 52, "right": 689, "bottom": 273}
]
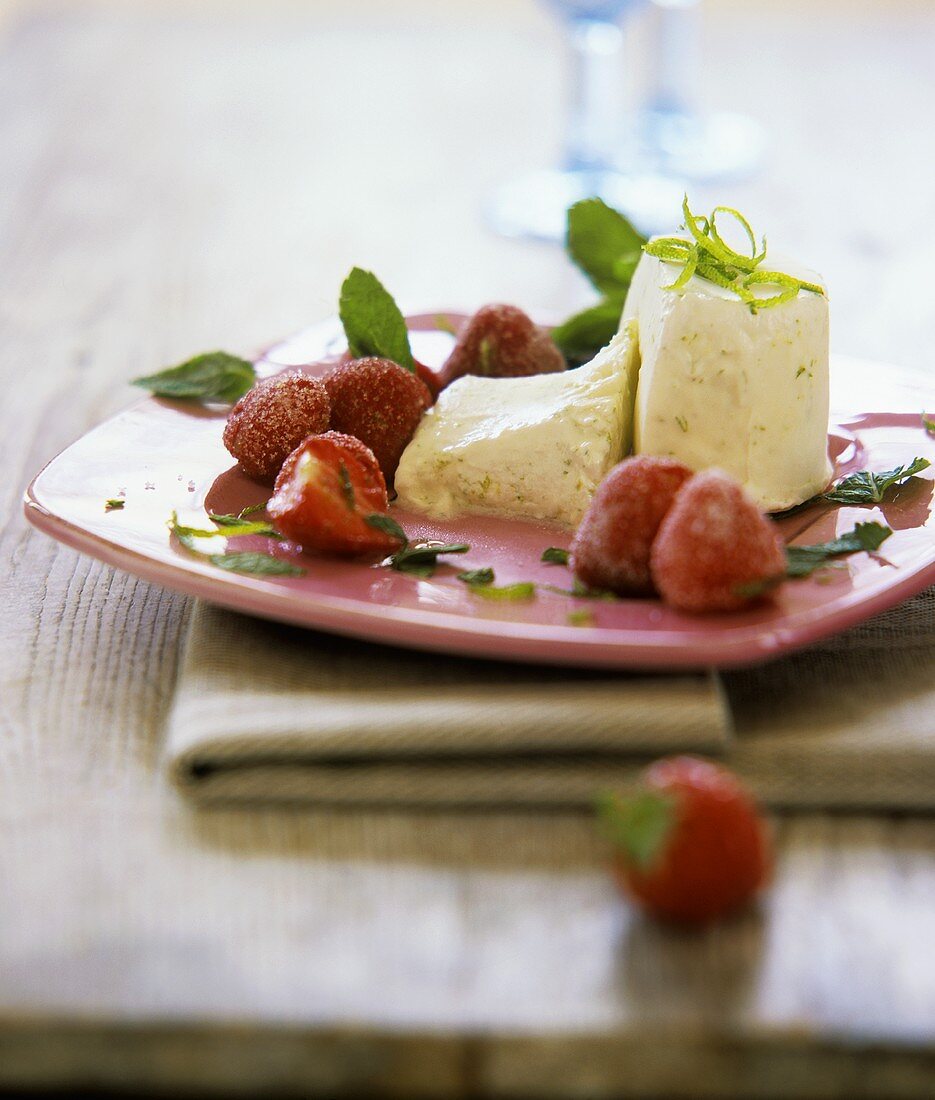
[
  {"left": 323, "top": 357, "right": 431, "bottom": 484},
  {"left": 413, "top": 360, "right": 440, "bottom": 403},
  {"left": 223, "top": 371, "right": 331, "bottom": 485},
  {"left": 570, "top": 456, "right": 693, "bottom": 595},
  {"left": 268, "top": 433, "right": 400, "bottom": 558},
  {"left": 650, "top": 469, "right": 787, "bottom": 612},
  {"left": 440, "top": 304, "right": 567, "bottom": 385}
]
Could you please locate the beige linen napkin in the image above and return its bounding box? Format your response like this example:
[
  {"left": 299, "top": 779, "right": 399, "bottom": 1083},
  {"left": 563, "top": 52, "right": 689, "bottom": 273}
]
[
  {"left": 166, "top": 590, "right": 935, "bottom": 810},
  {"left": 166, "top": 604, "right": 730, "bottom": 805}
]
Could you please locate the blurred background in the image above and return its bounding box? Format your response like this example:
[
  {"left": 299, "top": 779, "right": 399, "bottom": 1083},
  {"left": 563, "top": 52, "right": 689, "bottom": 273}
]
[{"left": 2, "top": 0, "right": 933, "bottom": 401}]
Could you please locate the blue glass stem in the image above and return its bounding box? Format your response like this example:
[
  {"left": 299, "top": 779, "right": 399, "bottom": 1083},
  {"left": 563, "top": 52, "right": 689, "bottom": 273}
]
[
  {"left": 564, "top": 17, "right": 626, "bottom": 175},
  {"left": 646, "top": 1, "right": 700, "bottom": 118}
]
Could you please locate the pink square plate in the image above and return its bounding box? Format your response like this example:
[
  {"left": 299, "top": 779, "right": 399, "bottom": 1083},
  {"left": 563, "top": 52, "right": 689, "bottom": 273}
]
[{"left": 24, "top": 314, "right": 935, "bottom": 670}]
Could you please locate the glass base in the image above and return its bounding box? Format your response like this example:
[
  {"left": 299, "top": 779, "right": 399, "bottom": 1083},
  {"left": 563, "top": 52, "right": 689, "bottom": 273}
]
[
  {"left": 486, "top": 167, "right": 686, "bottom": 242},
  {"left": 634, "top": 109, "right": 766, "bottom": 183}
]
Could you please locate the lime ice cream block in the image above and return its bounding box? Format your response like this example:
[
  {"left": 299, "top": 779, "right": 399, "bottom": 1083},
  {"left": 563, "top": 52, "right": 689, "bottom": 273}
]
[
  {"left": 622, "top": 250, "right": 832, "bottom": 512},
  {"left": 394, "top": 322, "right": 640, "bottom": 527}
]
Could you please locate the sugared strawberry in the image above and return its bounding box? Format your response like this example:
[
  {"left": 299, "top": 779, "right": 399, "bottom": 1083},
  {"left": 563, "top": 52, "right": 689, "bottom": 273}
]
[
  {"left": 570, "top": 456, "right": 693, "bottom": 595},
  {"left": 439, "top": 304, "right": 566, "bottom": 385},
  {"left": 333, "top": 349, "right": 440, "bottom": 405},
  {"left": 323, "top": 357, "right": 431, "bottom": 485},
  {"left": 650, "top": 469, "right": 787, "bottom": 612},
  {"left": 268, "top": 432, "right": 402, "bottom": 558},
  {"left": 413, "top": 360, "right": 441, "bottom": 403},
  {"left": 600, "top": 756, "right": 772, "bottom": 925},
  {"left": 223, "top": 371, "right": 331, "bottom": 485}
]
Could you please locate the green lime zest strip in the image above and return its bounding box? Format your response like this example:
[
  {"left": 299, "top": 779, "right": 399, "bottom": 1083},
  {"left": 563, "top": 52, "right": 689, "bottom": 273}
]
[
  {"left": 665, "top": 247, "right": 698, "bottom": 291},
  {"left": 745, "top": 269, "right": 825, "bottom": 296},
  {"left": 643, "top": 196, "right": 827, "bottom": 312},
  {"left": 682, "top": 195, "right": 757, "bottom": 273},
  {"left": 710, "top": 205, "right": 766, "bottom": 266}
]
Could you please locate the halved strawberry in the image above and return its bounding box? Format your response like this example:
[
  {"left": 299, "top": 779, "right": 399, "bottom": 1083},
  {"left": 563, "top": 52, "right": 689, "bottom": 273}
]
[{"left": 268, "top": 432, "right": 403, "bottom": 557}]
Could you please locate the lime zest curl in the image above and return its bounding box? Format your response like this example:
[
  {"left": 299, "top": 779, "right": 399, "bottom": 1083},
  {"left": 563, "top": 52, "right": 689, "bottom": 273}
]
[{"left": 643, "top": 196, "right": 826, "bottom": 313}]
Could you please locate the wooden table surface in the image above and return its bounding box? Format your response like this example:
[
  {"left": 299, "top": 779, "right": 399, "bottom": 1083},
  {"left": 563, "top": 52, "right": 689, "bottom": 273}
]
[{"left": 2, "top": 1, "right": 935, "bottom": 1096}]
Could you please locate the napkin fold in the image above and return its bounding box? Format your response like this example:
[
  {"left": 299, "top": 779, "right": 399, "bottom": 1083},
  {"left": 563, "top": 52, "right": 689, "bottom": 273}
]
[
  {"left": 166, "top": 590, "right": 935, "bottom": 810},
  {"left": 167, "top": 605, "right": 730, "bottom": 805}
]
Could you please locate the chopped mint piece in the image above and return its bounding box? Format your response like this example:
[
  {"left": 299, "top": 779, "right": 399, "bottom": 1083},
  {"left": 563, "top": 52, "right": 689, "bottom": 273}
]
[
  {"left": 338, "top": 462, "right": 356, "bottom": 511},
  {"left": 541, "top": 547, "right": 570, "bottom": 566},
  {"left": 541, "top": 579, "right": 618, "bottom": 601},
  {"left": 457, "top": 567, "right": 495, "bottom": 587},
  {"left": 364, "top": 512, "right": 408, "bottom": 545},
  {"left": 209, "top": 552, "right": 305, "bottom": 576},
  {"left": 391, "top": 542, "right": 470, "bottom": 578},
  {"left": 785, "top": 521, "right": 892, "bottom": 579},
  {"left": 168, "top": 511, "right": 303, "bottom": 576}
]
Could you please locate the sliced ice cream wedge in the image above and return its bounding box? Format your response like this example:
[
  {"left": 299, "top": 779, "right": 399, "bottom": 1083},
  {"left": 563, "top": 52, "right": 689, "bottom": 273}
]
[
  {"left": 394, "top": 322, "right": 640, "bottom": 527},
  {"left": 622, "top": 250, "right": 832, "bottom": 512}
]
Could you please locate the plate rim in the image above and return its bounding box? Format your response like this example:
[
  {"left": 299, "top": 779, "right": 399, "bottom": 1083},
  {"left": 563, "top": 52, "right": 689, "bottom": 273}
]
[{"left": 22, "top": 346, "right": 935, "bottom": 671}]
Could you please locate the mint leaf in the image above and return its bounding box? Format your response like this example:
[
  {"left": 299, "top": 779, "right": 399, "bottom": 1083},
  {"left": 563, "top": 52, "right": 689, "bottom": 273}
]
[
  {"left": 168, "top": 511, "right": 304, "bottom": 576},
  {"left": 105, "top": 499, "right": 124, "bottom": 512},
  {"left": 541, "top": 546, "right": 570, "bottom": 566},
  {"left": 566, "top": 199, "right": 646, "bottom": 295},
  {"left": 391, "top": 542, "right": 470, "bottom": 578},
  {"left": 553, "top": 199, "right": 644, "bottom": 364},
  {"left": 550, "top": 295, "right": 625, "bottom": 362},
  {"left": 541, "top": 579, "right": 619, "bottom": 601},
  {"left": 821, "top": 457, "right": 930, "bottom": 505},
  {"left": 785, "top": 521, "right": 892, "bottom": 578},
  {"left": 339, "top": 267, "right": 415, "bottom": 372},
  {"left": 364, "top": 512, "right": 408, "bottom": 545},
  {"left": 596, "top": 791, "right": 676, "bottom": 870},
  {"left": 457, "top": 570, "right": 539, "bottom": 601},
  {"left": 208, "top": 552, "right": 305, "bottom": 576},
  {"left": 457, "top": 567, "right": 495, "bottom": 587},
  {"left": 469, "top": 581, "right": 536, "bottom": 602},
  {"left": 338, "top": 463, "right": 356, "bottom": 511},
  {"left": 571, "top": 577, "right": 618, "bottom": 600},
  {"left": 133, "top": 352, "right": 255, "bottom": 403}
]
